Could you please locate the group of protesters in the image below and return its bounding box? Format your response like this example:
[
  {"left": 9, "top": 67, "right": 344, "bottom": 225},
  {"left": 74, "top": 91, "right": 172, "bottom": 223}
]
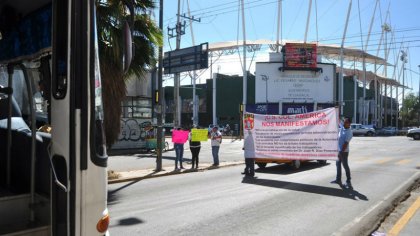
[
  {"left": 173, "top": 125, "right": 222, "bottom": 171},
  {"left": 171, "top": 116, "right": 354, "bottom": 188}
]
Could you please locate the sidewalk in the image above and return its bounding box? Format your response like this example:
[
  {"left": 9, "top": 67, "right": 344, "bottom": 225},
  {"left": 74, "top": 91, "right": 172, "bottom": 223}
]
[
  {"left": 108, "top": 137, "right": 246, "bottom": 184},
  {"left": 108, "top": 160, "right": 244, "bottom": 184}
]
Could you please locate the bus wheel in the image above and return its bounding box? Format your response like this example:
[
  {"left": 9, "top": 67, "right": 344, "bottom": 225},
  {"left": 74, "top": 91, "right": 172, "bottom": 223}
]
[
  {"left": 317, "top": 160, "right": 327, "bottom": 165},
  {"left": 291, "top": 160, "right": 301, "bottom": 169},
  {"left": 256, "top": 163, "right": 267, "bottom": 169}
]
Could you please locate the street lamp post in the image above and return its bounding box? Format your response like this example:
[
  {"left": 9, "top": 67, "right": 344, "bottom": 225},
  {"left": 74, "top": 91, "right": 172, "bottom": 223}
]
[
  {"left": 261, "top": 75, "right": 269, "bottom": 114},
  {"left": 418, "top": 65, "right": 420, "bottom": 99},
  {"left": 400, "top": 50, "right": 407, "bottom": 128},
  {"left": 418, "top": 65, "right": 420, "bottom": 126}
]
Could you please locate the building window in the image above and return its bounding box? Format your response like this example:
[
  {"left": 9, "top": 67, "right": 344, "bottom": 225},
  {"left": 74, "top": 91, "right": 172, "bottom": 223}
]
[{"left": 121, "top": 97, "right": 152, "bottom": 118}]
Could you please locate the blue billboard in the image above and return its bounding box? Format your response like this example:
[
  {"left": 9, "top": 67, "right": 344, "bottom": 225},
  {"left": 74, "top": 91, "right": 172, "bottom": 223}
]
[{"left": 246, "top": 103, "right": 279, "bottom": 114}]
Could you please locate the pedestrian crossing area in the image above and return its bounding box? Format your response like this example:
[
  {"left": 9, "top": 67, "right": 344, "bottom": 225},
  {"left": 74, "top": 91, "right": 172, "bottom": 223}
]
[{"left": 352, "top": 156, "right": 419, "bottom": 167}]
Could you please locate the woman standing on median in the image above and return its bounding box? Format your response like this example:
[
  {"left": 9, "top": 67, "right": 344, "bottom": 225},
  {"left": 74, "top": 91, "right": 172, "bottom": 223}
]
[
  {"left": 188, "top": 125, "right": 201, "bottom": 170},
  {"left": 173, "top": 127, "right": 185, "bottom": 170}
]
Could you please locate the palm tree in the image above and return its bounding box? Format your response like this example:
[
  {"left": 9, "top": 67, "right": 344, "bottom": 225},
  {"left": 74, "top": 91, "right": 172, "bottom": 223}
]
[{"left": 96, "top": 0, "right": 162, "bottom": 147}]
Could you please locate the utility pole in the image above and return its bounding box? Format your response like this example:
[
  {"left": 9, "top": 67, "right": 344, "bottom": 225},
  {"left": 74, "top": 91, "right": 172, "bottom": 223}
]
[
  {"left": 186, "top": 0, "right": 201, "bottom": 127},
  {"left": 241, "top": 0, "right": 247, "bottom": 118},
  {"left": 167, "top": 0, "right": 185, "bottom": 127},
  {"left": 401, "top": 50, "right": 407, "bottom": 128},
  {"left": 339, "top": 0, "right": 352, "bottom": 116},
  {"left": 418, "top": 65, "right": 420, "bottom": 126},
  {"left": 156, "top": 0, "right": 164, "bottom": 171},
  {"left": 383, "top": 23, "right": 391, "bottom": 126},
  {"left": 175, "top": 0, "right": 181, "bottom": 128},
  {"left": 276, "top": 0, "right": 282, "bottom": 52},
  {"left": 303, "top": 0, "right": 312, "bottom": 43},
  {"left": 261, "top": 75, "right": 269, "bottom": 113},
  {"left": 418, "top": 65, "right": 420, "bottom": 99}
]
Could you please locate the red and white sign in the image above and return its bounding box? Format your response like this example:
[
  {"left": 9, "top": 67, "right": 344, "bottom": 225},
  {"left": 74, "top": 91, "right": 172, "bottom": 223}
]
[
  {"left": 243, "top": 107, "right": 339, "bottom": 160},
  {"left": 284, "top": 43, "right": 317, "bottom": 68}
]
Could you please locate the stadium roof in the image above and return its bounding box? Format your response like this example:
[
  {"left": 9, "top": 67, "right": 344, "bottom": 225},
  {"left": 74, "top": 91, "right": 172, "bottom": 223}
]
[{"left": 208, "top": 39, "right": 390, "bottom": 66}]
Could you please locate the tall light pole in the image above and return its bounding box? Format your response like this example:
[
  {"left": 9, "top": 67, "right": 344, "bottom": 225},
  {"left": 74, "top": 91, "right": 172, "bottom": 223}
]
[
  {"left": 401, "top": 50, "right": 407, "bottom": 128},
  {"left": 155, "top": 0, "right": 164, "bottom": 171},
  {"left": 261, "top": 75, "right": 269, "bottom": 113},
  {"left": 418, "top": 65, "right": 420, "bottom": 126},
  {"left": 418, "top": 65, "right": 420, "bottom": 99}
]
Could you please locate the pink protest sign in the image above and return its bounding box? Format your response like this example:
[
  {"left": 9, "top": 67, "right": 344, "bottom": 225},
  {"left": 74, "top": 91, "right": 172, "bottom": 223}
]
[{"left": 172, "top": 130, "right": 189, "bottom": 143}]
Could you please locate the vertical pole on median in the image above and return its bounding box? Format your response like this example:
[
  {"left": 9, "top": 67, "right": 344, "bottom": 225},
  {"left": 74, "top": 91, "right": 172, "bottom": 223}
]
[
  {"left": 339, "top": 0, "right": 352, "bottom": 116},
  {"left": 156, "top": 0, "right": 164, "bottom": 171},
  {"left": 174, "top": 0, "right": 181, "bottom": 127},
  {"left": 241, "top": 0, "right": 247, "bottom": 139}
]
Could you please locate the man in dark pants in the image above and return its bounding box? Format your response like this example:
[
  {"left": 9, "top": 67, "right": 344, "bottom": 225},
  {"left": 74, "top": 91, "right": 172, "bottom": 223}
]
[
  {"left": 242, "top": 130, "right": 255, "bottom": 177},
  {"left": 331, "top": 117, "right": 353, "bottom": 188}
]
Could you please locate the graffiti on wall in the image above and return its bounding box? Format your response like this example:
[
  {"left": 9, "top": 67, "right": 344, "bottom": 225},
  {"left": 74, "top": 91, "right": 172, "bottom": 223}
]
[
  {"left": 113, "top": 119, "right": 156, "bottom": 150},
  {"left": 118, "top": 119, "right": 143, "bottom": 141}
]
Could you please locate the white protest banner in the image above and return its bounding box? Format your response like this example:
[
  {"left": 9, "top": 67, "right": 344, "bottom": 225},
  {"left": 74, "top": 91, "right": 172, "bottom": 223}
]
[{"left": 243, "top": 107, "right": 339, "bottom": 160}]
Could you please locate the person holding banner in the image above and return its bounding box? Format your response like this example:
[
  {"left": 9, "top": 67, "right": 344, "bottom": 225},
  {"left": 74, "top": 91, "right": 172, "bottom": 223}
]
[
  {"left": 331, "top": 117, "right": 353, "bottom": 188},
  {"left": 188, "top": 126, "right": 202, "bottom": 169},
  {"left": 242, "top": 130, "right": 255, "bottom": 177},
  {"left": 173, "top": 128, "right": 189, "bottom": 170},
  {"left": 209, "top": 126, "right": 222, "bottom": 167}
]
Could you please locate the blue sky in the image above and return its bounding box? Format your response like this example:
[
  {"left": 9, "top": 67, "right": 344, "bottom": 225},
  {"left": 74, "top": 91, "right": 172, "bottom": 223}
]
[{"left": 157, "top": 0, "right": 420, "bottom": 96}]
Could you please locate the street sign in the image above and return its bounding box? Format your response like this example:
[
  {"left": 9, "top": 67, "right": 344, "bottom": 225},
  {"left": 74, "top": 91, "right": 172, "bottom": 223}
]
[{"left": 163, "top": 43, "right": 209, "bottom": 74}]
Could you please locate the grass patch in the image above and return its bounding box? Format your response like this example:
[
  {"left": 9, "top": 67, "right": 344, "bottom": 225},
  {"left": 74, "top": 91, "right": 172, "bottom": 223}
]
[{"left": 108, "top": 170, "right": 121, "bottom": 180}]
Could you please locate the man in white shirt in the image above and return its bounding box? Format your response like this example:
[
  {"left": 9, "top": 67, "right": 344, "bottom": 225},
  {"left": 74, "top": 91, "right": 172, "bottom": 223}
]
[{"left": 209, "top": 126, "right": 222, "bottom": 166}]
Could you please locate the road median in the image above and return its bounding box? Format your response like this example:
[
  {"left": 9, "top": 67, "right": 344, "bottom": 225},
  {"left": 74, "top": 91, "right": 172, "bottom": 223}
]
[{"left": 108, "top": 161, "right": 245, "bottom": 184}]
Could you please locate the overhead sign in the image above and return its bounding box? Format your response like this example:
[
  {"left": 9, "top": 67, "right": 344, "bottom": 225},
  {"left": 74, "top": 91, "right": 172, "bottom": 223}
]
[
  {"left": 243, "top": 107, "right": 339, "bottom": 160},
  {"left": 255, "top": 63, "right": 335, "bottom": 103},
  {"left": 163, "top": 43, "right": 209, "bottom": 74},
  {"left": 284, "top": 43, "right": 317, "bottom": 68}
]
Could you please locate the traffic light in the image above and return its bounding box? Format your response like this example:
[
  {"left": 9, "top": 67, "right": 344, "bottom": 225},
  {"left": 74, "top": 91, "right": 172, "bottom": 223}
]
[{"left": 154, "top": 90, "right": 159, "bottom": 104}]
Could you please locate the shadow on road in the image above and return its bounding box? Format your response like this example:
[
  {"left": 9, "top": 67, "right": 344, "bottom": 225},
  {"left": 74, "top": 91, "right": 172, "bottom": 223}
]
[
  {"left": 108, "top": 171, "right": 159, "bottom": 205},
  {"left": 117, "top": 217, "right": 145, "bottom": 226},
  {"left": 241, "top": 177, "right": 369, "bottom": 200},
  {"left": 134, "top": 154, "right": 192, "bottom": 162},
  {"left": 256, "top": 161, "right": 330, "bottom": 175}
]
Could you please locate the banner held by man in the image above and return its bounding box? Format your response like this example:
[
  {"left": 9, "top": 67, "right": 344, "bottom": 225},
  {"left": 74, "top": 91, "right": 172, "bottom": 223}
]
[{"left": 244, "top": 107, "right": 339, "bottom": 160}]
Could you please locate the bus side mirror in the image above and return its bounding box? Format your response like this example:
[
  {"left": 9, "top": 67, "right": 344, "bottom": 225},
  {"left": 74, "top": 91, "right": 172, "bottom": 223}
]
[
  {"left": 123, "top": 21, "right": 132, "bottom": 74},
  {"left": 122, "top": 0, "right": 134, "bottom": 74}
]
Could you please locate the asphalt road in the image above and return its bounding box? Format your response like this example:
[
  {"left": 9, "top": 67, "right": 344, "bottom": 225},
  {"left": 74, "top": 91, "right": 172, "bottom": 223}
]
[{"left": 108, "top": 136, "right": 419, "bottom": 235}]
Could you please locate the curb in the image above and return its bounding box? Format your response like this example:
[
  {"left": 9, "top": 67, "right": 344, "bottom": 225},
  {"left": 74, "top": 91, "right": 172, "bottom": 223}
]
[
  {"left": 334, "top": 172, "right": 420, "bottom": 236},
  {"left": 108, "top": 161, "right": 245, "bottom": 184}
]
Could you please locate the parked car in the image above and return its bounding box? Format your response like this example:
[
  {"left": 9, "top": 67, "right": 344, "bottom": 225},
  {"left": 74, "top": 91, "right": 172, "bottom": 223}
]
[
  {"left": 407, "top": 127, "right": 420, "bottom": 140},
  {"left": 378, "top": 127, "right": 397, "bottom": 136},
  {"left": 397, "top": 127, "right": 415, "bottom": 136},
  {"left": 350, "top": 123, "right": 376, "bottom": 136}
]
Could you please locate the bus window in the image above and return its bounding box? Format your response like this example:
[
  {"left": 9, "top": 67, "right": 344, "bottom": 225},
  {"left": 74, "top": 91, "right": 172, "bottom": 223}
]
[{"left": 90, "top": 4, "right": 107, "bottom": 166}]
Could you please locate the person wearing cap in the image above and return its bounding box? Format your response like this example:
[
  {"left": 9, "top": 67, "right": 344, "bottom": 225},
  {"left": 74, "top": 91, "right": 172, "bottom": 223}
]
[{"left": 209, "top": 126, "right": 222, "bottom": 166}]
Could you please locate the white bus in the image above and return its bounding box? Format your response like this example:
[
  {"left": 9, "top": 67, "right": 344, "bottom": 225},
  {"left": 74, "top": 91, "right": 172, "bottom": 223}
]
[{"left": 0, "top": 0, "right": 132, "bottom": 235}]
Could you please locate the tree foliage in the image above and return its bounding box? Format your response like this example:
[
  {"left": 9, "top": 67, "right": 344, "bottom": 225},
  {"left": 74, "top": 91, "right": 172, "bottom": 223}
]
[
  {"left": 400, "top": 93, "right": 420, "bottom": 127},
  {"left": 96, "top": 0, "right": 162, "bottom": 147}
]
